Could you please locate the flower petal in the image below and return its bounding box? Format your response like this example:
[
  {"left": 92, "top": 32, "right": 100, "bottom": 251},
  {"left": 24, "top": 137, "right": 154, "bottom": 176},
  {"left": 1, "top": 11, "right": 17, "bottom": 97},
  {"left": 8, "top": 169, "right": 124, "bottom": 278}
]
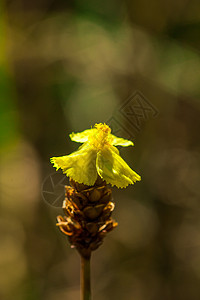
[
  {"left": 110, "top": 135, "right": 134, "bottom": 147},
  {"left": 69, "top": 129, "right": 96, "bottom": 143},
  {"left": 50, "top": 143, "right": 98, "bottom": 185},
  {"left": 96, "top": 146, "right": 141, "bottom": 188}
]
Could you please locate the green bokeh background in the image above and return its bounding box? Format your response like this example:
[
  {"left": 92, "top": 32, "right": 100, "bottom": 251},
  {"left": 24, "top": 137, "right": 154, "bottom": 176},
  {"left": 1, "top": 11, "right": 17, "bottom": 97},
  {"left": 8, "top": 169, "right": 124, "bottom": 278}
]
[{"left": 1, "top": 0, "right": 200, "bottom": 299}]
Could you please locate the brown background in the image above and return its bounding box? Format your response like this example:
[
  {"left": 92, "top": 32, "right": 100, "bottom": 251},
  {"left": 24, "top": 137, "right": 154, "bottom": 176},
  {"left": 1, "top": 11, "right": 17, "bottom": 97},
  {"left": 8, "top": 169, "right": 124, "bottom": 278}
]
[{"left": 1, "top": 0, "right": 200, "bottom": 299}]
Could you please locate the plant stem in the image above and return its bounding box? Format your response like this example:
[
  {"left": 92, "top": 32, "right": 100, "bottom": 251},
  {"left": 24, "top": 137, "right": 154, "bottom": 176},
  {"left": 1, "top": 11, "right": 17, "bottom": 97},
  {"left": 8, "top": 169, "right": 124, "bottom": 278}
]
[{"left": 80, "top": 255, "right": 91, "bottom": 300}]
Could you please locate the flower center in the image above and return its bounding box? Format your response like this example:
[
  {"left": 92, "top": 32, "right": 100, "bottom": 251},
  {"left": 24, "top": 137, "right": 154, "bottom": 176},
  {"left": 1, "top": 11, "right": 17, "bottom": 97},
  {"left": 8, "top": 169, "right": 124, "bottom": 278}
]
[{"left": 88, "top": 123, "right": 112, "bottom": 150}]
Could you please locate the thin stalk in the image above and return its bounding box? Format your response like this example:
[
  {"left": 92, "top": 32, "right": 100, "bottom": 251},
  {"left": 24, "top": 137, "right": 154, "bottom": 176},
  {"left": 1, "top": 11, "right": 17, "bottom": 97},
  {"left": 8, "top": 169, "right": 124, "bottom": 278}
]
[{"left": 80, "top": 255, "right": 91, "bottom": 300}]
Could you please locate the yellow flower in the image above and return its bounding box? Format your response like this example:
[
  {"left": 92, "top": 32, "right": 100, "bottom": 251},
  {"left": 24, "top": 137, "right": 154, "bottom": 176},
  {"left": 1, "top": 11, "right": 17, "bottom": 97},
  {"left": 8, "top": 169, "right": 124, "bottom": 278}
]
[{"left": 50, "top": 123, "right": 141, "bottom": 188}]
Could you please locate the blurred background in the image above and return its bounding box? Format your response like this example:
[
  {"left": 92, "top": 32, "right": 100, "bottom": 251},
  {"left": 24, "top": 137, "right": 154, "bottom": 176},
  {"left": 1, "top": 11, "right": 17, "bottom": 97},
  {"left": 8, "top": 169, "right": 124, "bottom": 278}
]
[{"left": 1, "top": 0, "right": 200, "bottom": 299}]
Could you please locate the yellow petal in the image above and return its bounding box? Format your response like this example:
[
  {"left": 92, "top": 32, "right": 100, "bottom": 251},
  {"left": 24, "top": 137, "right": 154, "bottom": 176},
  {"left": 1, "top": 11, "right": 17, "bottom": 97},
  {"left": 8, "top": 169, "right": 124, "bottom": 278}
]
[
  {"left": 111, "top": 135, "right": 134, "bottom": 147},
  {"left": 69, "top": 129, "right": 96, "bottom": 143},
  {"left": 96, "top": 146, "right": 141, "bottom": 188},
  {"left": 50, "top": 143, "right": 98, "bottom": 185}
]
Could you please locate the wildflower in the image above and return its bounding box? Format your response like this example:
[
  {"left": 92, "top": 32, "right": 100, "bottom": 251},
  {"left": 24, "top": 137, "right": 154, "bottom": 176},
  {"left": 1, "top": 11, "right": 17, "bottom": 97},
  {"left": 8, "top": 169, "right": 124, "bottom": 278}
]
[{"left": 50, "top": 123, "right": 141, "bottom": 188}]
